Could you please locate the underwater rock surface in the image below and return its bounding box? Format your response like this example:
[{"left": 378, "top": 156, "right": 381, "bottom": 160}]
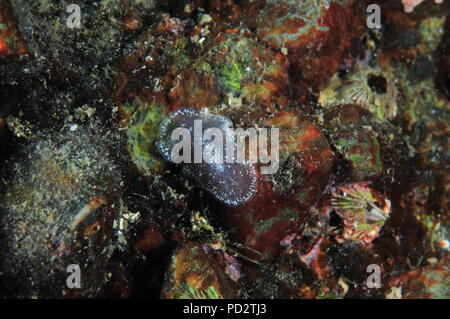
[
  {"left": 0, "top": 128, "right": 122, "bottom": 298},
  {"left": 0, "top": 0, "right": 448, "bottom": 299}
]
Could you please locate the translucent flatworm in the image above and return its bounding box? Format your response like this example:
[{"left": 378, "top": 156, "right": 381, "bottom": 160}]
[{"left": 156, "top": 108, "right": 257, "bottom": 206}]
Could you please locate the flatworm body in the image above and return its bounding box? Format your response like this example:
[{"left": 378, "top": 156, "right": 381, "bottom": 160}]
[{"left": 156, "top": 108, "right": 257, "bottom": 206}]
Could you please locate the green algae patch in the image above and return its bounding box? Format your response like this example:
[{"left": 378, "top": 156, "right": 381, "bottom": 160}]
[
  {"left": 220, "top": 60, "right": 245, "bottom": 92},
  {"left": 197, "top": 61, "right": 212, "bottom": 73},
  {"left": 215, "top": 38, "right": 254, "bottom": 93},
  {"left": 169, "top": 37, "right": 192, "bottom": 73},
  {"left": 124, "top": 100, "right": 167, "bottom": 175}
]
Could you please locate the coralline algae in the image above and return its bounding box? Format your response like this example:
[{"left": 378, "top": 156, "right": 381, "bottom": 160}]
[{"left": 156, "top": 108, "right": 257, "bottom": 206}]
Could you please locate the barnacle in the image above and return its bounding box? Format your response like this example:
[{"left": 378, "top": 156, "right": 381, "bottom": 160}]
[
  {"left": 183, "top": 285, "right": 223, "bottom": 299},
  {"left": 161, "top": 243, "right": 236, "bottom": 299},
  {"left": 331, "top": 183, "right": 391, "bottom": 244},
  {"left": 320, "top": 64, "right": 398, "bottom": 120}
]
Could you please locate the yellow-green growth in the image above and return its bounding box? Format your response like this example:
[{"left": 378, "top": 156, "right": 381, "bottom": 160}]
[
  {"left": 221, "top": 60, "right": 245, "bottom": 92},
  {"left": 125, "top": 101, "right": 167, "bottom": 174},
  {"left": 217, "top": 37, "right": 254, "bottom": 92},
  {"left": 197, "top": 61, "right": 212, "bottom": 73},
  {"left": 169, "top": 38, "right": 192, "bottom": 73}
]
